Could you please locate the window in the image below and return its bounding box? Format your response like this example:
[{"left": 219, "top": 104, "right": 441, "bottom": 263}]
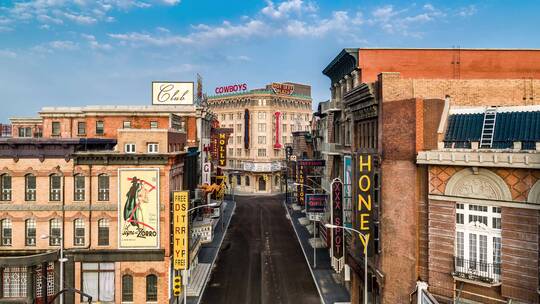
[
  {"left": 49, "top": 174, "right": 61, "bottom": 201},
  {"left": 1, "top": 174, "right": 11, "bottom": 201},
  {"left": 49, "top": 219, "right": 61, "bottom": 246},
  {"left": 18, "top": 127, "right": 32, "bottom": 137},
  {"left": 455, "top": 203, "right": 502, "bottom": 281},
  {"left": 290, "top": 124, "right": 294, "bottom": 132},
  {"left": 220, "top": 114, "right": 225, "bottom": 121},
  {"left": 82, "top": 263, "right": 115, "bottom": 302},
  {"left": 1, "top": 218, "right": 12, "bottom": 246},
  {"left": 98, "top": 175, "right": 110, "bottom": 201},
  {"left": 122, "top": 275, "right": 133, "bottom": 302},
  {"left": 125, "top": 143, "right": 136, "bottom": 153},
  {"left": 282, "top": 124, "right": 287, "bottom": 132},
  {"left": 147, "top": 143, "right": 159, "bottom": 154},
  {"left": 258, "top": 112, "right": 266, "bottom": 120},
  {"left": 283, "top": 112, "right": 287, "bottom": 120},
  {"left": 73, "top": 219, "right": 85, "bottom": 246},
  {"left": 35, "top": 263, "right": 54, "bottom": 299},
  {"left": 236, "top": 124, "right": 242, "bottom": 132},
  {"left": 237, "top": 136, "right": 241, "bottom": 145},
  {"left": 74, "top": 175, "right": 85, "bottom": 201},
  {"left": 258, "top": 136, "right": 266, "bottom": 144},
  {"left": 229, "top": 113, "right": 234, "bottom": 120},
  {"left": 305, "top": 114, "right": 309, "bottom": 121},
  {"left": 236, "top": 175, "right": 241, "bottom": 185},
  {"left": 245, "top": 176, "right": 250, "bottom": 186},
  {"left": 123, "top": 121, "right": 131, "bottom": 129},
  {"left": 52, "top": 121, "right": 61, "bottom": 136},
  {"left": 258, "top": 123, "right": 266, "bottom": 132},
  {"left": 25, "top": 174, "right": 36, "bottom": 201},
  {"left": 146, "top": 274, "right": 158, "bottom": 302},
  {"left": 236, "top": 112, "right": 242, "bottom": 120},
  {"left": 96, "top": 121, "right": 104, "bottom": 135},
  {"left": 25, "top": 219, "right": 36, "bottom": 246},
  {"left": 228, "top": 147, "right": 234, "bottom": 156},
  {"left": 150, "top": 121, "right": 158, "bottom": 129},
  {"left": 2, "top": 267, "right": 27, "bottom": 297},
  {"left": 282, "top": 136, "right": 287, "bottom": 144},
  {"left": 78, "top": 122, "right": 86, "bottom": 135},
  {"left": 237, "top": 148, "right": 242, "bottom": 157},
  {"left": 98, "top": 218, "right": 110, "bottom": 246},
  {"left": 258, "top": 149, "right": 266, "bottom": 157}
]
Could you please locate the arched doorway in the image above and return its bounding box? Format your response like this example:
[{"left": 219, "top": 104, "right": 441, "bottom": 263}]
[{"left": 258, "top": 176, "right": 266, "bottom": 192}]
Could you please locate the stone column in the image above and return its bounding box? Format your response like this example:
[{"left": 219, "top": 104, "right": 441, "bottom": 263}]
[
  {"left": 351, "top": 70, "right": 360, "bottom": 88},
  {"left": 339, "top": 79, "right": 346, "bottom": 101},
  {"left": 344, "top": 74, "right": 351, "bottom": 93}
]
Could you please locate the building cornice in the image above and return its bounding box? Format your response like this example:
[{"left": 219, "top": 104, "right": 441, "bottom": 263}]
[{"left": 417, "top": 150, "right": 540, "bottom": 169}]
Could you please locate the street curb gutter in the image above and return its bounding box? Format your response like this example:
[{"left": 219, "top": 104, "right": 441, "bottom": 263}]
[
  {"left": 195, "top": 200, "right": 236, "bottom": 304},
  {"left": 282, "top": 200, "right": 325, "bottom": 304}
]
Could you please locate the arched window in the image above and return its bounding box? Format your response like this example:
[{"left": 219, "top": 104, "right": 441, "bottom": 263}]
[
  {"left": 122, "top": 274, "right": 133, "bottom": 302},
  {"left": 98, "top": 218, "right": 109, "bottom": 246},
  {"left": 236, "top": 175, "right": 241, "bottom": 186},
  {"left": 258, "top": 177, "right": 266, "bottom": 191},
  {"left": 0, "top": 174, "right": 11, "bottom": 201},
  {"left": 74, "top": 174, "right": 85, "bottom": 201},
  {"left": 245, "top": 176, "right": 250, "bottom": 186},
  {"left": 98, "top": 174, "right": 110, "bottom": 201},
  {"left": 146, "top": 274, "right": 158, "bottom": 301},
  {"left": 1, "top": 218, "right": 12, "bottom": 246},
  {"left": 49, "top": 219, "right": 61, "bottom": 246},
  {"left": 73, "top": 219, "right": 85, "bottom": 246},
  {"left": 49, "top": 174, "right": 61, "bottom": 201},
  {"left": 25, "top": 174, "right": 36, "bottom": 201},
  {"left": 25, "top": 218, "right": 36, "bottom": 246}
]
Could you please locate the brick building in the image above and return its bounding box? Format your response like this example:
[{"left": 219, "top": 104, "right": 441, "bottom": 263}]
[
  {"left": 417, "top": 105, "right": 540, "bottom": 304},
  {"left": 319, "top": 48, "right": 540, "bottom": 304},
  {"left": 207, "top": 82, "right": 312, "bottom": 193},
  {"left": 0, "top": 105, "right": 214, "bottom": 303}
]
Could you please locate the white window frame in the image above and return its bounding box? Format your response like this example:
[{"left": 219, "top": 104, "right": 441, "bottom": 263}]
[
  {"left": 147, "top": 143, "right": 159, "bottom": 154},
  {"left": 125, "top": 143, "right": 136, "bottom": 154},
  {"left": 455, "top": 203, "right": 502, "bottom": 281}
]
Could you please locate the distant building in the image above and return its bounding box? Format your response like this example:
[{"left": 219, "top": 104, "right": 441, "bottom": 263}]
[
  {"left": 207, "top": 82, "right": 312, "bottom": 193},
  {"left": 0, "top": 123, "right": 12, "bottom": 137}
]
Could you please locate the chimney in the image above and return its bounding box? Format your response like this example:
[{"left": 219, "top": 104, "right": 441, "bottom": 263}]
[{"left": 513, "top": 141, "right": 522, "bottom": 151}]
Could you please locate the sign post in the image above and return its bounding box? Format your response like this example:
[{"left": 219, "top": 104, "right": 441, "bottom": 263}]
[
  {"left": 305, "top": 193, "right": 326, "bottom": 269},
  {"left": 173, "top": 191, "right": 189, "bottom": 303}
]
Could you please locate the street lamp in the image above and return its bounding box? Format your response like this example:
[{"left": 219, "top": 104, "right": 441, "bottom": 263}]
[
  {"left": 324, "top": 224, "right": 368, "bottom": 304},
  {"left": 188, "top": 202, "right": 218, "bottom": 213},
  {"left": 41, "top": 234, "right": 67, "bottom": 304},
  {"left": 292, "top": 182, "right": 316, "bottom": 193}
]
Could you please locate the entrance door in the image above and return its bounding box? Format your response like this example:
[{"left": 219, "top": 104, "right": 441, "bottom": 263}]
[{"left": 258, "top": 177, "right": 266, "bottom": 191}]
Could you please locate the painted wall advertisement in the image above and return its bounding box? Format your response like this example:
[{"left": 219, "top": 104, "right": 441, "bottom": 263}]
[
  {"left": 173, "top": 191, "right": 189, "bottom": 270},
  {"left": 152, "top": 81, "right": 194, "bottom": 105},
  {"left": 357, "top": 154, "right": 375, "bottom": 256},
  {"left": 343, "top": 155, "right": 353, "bottom": 228},
  {"left": 331, "top": 178, "right": 344, "bottom": 260},
  {"left": 118, "top": 168, "right": 160, "bottom": 249}
]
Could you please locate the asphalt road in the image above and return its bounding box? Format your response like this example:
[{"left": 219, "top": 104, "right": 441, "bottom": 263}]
[{"left": 200, "top": 194, "right": 320, "bottom": 304}]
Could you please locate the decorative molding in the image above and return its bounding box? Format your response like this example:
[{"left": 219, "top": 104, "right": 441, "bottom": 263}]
[
  {"left": 429, "top": 194, "right": 540, "bottom": 210},
  {"left": 417, "top": 150, "right": 540, "bottom": 169},
  {"left": 528, "top": 180, "right": 540, "bottom": 204},
  {"left": 445, "top": 168, "right": 512, "bottom": 201},
  {"left": 0, "top": 204, "right": 117, "bottom": 211}
]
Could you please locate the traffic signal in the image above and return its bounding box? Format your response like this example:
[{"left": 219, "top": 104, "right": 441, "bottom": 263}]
[{"left": 173, "top": 276, "right": 182, "bottom": 296}]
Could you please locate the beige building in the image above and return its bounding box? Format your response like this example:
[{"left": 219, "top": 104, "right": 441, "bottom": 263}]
[{"left": 208, "top": 82, "right": 312, "bottom": 193}]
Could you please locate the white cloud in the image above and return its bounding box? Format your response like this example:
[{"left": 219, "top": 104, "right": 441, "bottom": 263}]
[
  {"left": 261, "top": 0, "right": 317, "bottom": 19},
  {"left": 37, "top": 14, "right": 64, "bottom": 24},
  {"left": 63, "top": 12, "right": 97, "bottom": 24},
  {"left": 0, "top": 49, "right": 17, "bottom": 58},
  {"left": 160, "top": 0, "right": 180, "bottom": 5},
  {"left": 108, "top": 32, "right": 194, "bottom": 46},
  {"left": 368, "top": 3, "right": 447, "bottom": 36},
  {"left": 285, "top": 11, "right": 350, "bottom": 37},
  {"left": 82, "top": 34, "right": 113, "bottom": 50},
  {"left": 50, "top": 40, "right": 79, "bottom": 50},
  {"left": 457, "top": 5, "right": 477, "bottom": 17}
]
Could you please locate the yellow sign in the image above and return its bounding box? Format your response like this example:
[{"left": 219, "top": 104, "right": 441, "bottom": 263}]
[
  {"left": 119, "top": 169, "right": 160, "bottom": 249},
  {"left": 173, "top": 191, "right": 189, "bottom": 270}
]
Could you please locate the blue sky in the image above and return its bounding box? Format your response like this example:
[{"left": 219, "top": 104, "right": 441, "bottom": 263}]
[{"left": 0, "top": 0, "right": 539, "bottom": 121}]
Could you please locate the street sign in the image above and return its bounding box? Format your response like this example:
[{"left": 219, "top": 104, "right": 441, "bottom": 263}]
[
  {"left": 308, "top": 213, "right": 322, "bottom": 221},
  {"left": 297, "top": 159, "right": 325, "bottom": 167},
  {"left": 305, "top": 194, "right": 327, "bottom": 213},
  {"left": 290, "top": 155, "right": 297, "bottom": 161}
]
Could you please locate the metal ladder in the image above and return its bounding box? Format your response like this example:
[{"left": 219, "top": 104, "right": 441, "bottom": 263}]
[{"left": 479, "top": 107, "right": 497, "bottom": 148}]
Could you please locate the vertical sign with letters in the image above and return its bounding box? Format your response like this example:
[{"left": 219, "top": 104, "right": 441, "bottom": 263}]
[
  {"left": 202, "top": 162, "right": 211, "bottom": 184},
  {"left": 343, "top": 155, "right": 353, "bottom": 228},
  {"left": 297, "top": 162, "right": 305, "bottom": 206},
  {"left": 244, "top": 109, "right": 250, "bottom": 149},
  {"left": 218, "top": 133, "right": 227, "bottom": 167},
  {"left": 357, "top": 154, "right": 374, "bottom": 256},
  {"left": 173, "top": 191, "right": 189, "bottom": 270},
  {"left": 331, "top": 178, "right": 344, "bottom": 272}
]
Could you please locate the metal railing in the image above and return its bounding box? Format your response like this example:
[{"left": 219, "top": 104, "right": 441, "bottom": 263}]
[{"left": 453, "top": 257, "right": 501, "bottom": 284}]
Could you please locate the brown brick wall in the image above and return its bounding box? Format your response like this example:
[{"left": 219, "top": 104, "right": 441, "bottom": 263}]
[
  {"left": 422, "top": 99, "right": 446, "bottom": 150},
  {"left": 418, "top": 165, "right": 430, "bottom": 282},
  {"left": 380, "top": 73, "right": 540, "bottom": 106},
  {"left": 501, "top": 207, "right": 540, "bottom": 303},
  {"left": 381, "top": 98, "right": 417, "bottom": 161},
  {"left": 427, "top": 199, "right": 455, "bottom": 300}
]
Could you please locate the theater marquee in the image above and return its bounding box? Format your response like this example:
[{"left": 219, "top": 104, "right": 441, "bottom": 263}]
[{"left": 118, "top": 168, "right": 160, "bottom": 249}]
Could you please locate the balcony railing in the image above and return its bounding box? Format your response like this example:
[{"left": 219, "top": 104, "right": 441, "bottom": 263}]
[{"left": 453, "top": 257, "right": 501, "bottom": 284}]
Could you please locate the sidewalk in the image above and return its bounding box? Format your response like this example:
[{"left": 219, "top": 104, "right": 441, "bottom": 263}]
[
  {"left": 283, "top": 200, "right": 351, "bottom": 304},
  {"left": 186, "top": 199, "right": 236, "bottom": 304}
]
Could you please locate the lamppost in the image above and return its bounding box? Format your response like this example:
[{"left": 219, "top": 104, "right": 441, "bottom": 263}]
[
  {"left": 180, "top": 202, "right": 218, "bottom": 304},
  {"left": 325, "top": 224, "right": 368, "bottom": 304},
  {"left": 40, "top": 234, "right": 68, "bottom": 304},
  {"left": 293, "top": 182, "right": 319, "bottom": 268}
]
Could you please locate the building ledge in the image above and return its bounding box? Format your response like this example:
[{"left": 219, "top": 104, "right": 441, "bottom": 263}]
[
  {"left": 453, "top": 274, "right": 501, "bottom": 288},
  {"left": 417, "top": 150, "right": 540, "bottom": 169}
]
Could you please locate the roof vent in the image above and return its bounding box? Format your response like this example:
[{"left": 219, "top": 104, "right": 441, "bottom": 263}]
[{"left": 479, "top": 107, "right": 497, "bottom": 149}]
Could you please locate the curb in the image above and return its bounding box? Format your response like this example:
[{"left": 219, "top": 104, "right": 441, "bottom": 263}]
[
  {"left": 194, "top": 200, "right": 236, "bottom": 304},
  {"left": 282, "top": 200, "right": 325, "bottom": 304}
]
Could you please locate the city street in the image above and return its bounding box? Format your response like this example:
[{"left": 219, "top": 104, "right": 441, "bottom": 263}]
[{"left": 200, "top": 194, "right": 320, "bottom": 304}]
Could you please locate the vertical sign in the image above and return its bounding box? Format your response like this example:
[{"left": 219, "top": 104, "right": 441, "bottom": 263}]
[
  {"left": 357, "top": 154, "right": 374, "bottom": 256},
  {"left": 274, "top": 112, "right": 282, "bottom": 149},
  {"left": 331, "top": 178, "right": 344, "bottom": 272},
  {"left": 297, "top": 163, "right": 305, "bottom": 206},
  {"left": 218, "top": 133, "right": 227, "bottom": 167},
  {"left": 244, "top": 109, "right": 250, "bottom": 149},
  {"left": 118, "top": 169, "right": 159, "bottom": 249},
  {"left": 202, "top": 162, "right": 211, "bottom": 185},
  {"left": 173, "top": 191, "right": 189, "bottom": 270},
  {"left": 343, "top": 155, "right": 353, "bottom": 228}
]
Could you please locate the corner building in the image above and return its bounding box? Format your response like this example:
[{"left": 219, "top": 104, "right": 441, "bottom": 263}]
[
  {"left": 320, "top": 48, "right": 540, "bottom": 304},
  {"left": 207, "top": 82, "right": 312, "bottom": 193}
]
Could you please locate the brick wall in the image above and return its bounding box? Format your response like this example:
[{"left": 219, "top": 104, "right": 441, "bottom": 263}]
[{"left": 501, "top": 207, "right": 540, "bottom": 303}]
